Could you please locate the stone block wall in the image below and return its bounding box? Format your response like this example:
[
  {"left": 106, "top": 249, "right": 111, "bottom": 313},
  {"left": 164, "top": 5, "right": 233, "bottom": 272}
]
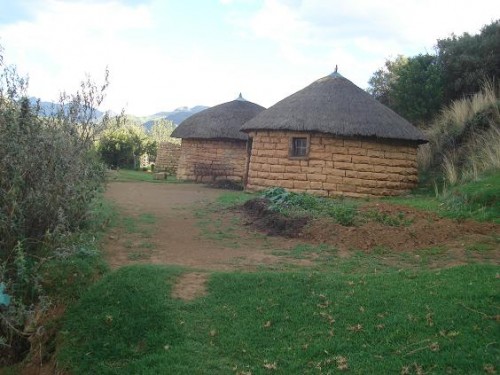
[
  {"left": 246, "top": 131, "right": 419, "bottom": 197},
  {"left": 177, "top": 138, "right": 247, "bottom": 181},
  {"left": 155, "top": 142, "right": 181, "bottom": 175}
]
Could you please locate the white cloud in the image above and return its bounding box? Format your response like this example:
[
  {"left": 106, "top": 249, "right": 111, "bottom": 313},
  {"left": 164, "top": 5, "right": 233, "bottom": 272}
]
[
  {"left": 1, "top": 0, "right": 498, "bottom": 115},
  {"left": 244, "top": 0, "right": 500, "bottom": 89},
  {"left": 0, "top": 0, "right": 156, "bottom": 113}
]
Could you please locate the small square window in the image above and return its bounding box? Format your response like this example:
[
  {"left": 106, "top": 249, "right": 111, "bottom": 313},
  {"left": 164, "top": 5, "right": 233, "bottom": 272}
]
[{"left": 290, "top": 137, "right": 308, "bottom": 157}]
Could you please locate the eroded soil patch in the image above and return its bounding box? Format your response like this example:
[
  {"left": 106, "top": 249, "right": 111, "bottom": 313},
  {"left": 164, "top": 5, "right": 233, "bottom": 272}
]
[{"left": 171, "top": 272, "right": 209, "bottom": 301}]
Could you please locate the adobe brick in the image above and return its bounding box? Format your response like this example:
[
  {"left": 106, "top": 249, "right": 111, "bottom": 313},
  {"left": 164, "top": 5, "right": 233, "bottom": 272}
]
[
  {"left": 309, "top": 160, "right": 326, "bottom": 167},
  {"left": 309, "top": 181, "right": 324, "bottom": 189},
  {"left": 334, "top": 162, "right": 354, "bottom": 170},
  {"left": 280, "top": 180, "right": 295, "bottom": 189},
  {"left": 293, "top": 180, "right": 311, "bottom": 189},
  {"left": 332, "top": 154, "right": 352, "bottom": 162},
  {"left": 268, "top": 172, "right": 285, "bottom": 180},
  {"left": 343, "top": 140, "right": 362, "bottom": 148},
  {"left": 347, "top": 147, "right": 367, "bottom": 156},
  {"left": 285, "top": 165, "right": 301, "bottom": 173},
  {"left": 324, "top": 169, "right": 346, "bottom": 178},
  {"left": 284, "top": 173, "right": 307, "bottom": 181},
  {"left": 351, "top": 155, "right": 374, "bottom": 164},
  {"left": 323, "top": 182, "right": 338, "bottom": 190},
  {"left": 307, "top": 174, "right": 327, "bottom": 182}
]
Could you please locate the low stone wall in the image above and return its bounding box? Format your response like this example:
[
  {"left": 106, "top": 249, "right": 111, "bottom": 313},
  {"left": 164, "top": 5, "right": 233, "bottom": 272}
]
[
  {"left": 177, "top": 139, "right": 247, "bottom": 181},
  {"left": 246, "top": 131, "right": 419, "bottom": 197},
  {"left": 155, "top": 142, "right": 181, "bottom": 175}
]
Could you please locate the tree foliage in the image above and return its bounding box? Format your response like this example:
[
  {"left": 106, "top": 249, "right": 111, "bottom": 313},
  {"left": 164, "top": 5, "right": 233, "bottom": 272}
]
[
  {"left": 368, "top": 19, "right": 500, "bottom": 124},
  {"left": 391, "top": 54, "right": 443, "bottom": 123},
  {"left": 98, "top": 117, "right": 176, "bottom": 168},
  {"left": 367, "top": 55, "right": 407, "bottom": 108},
  {"left": 437, "top": 21, "right": 500, "bottom": 103},
  {"left": 149, "top": 118, "right": 175, "bottom": 144},
  {"left": 98, "top": 118, "right": 154, "bottom": 168}
]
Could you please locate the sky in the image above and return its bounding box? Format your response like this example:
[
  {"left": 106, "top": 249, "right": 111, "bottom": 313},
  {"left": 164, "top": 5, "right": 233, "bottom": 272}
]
[{"left": 0, "top": 0, "right": 498, "bottom": 116}]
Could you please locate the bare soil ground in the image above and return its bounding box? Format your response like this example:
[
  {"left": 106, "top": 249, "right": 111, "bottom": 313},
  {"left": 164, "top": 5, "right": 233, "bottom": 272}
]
[
  {"left": 103, "top": 182, "right": 499, "bottom": 300},
  {"left": 103, "top": 182, "right": 308, "bottom": 268}
]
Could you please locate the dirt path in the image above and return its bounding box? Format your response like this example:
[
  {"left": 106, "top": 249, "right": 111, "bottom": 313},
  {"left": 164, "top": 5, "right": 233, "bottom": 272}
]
[{"left": 103, "top": 182, "right": 306, "bottom": 274}]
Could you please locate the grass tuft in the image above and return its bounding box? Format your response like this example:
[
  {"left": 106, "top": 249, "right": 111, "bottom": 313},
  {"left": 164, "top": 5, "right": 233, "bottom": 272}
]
[{"left": 419, "top": 80, "right": 500, "bottom": 184}]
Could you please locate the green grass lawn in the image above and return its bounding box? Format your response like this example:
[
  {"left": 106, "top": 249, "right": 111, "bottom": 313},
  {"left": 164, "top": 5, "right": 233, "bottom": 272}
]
[{"left": 58, "top": 264, "right": 499, "bottom": 374}]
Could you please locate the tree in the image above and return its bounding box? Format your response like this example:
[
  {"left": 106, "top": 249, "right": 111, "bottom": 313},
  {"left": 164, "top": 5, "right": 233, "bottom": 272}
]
[
  {"left": 437, "top": 20, "right": 500, "bottom": 103},
  {"left": 149, "top": 118, "right": 175, "bottom": 143},
  {"left": 367, "top": 55, "right": 407, "bottom": 107},
  {"left": 390, "top": 54, "right": 444, "bottom": 123},
  {"left": 368, "top": 54, "right": 443, "bottom": 124},
  {"left": 98, "top": 119, "right": 153, "bottom": 168}
]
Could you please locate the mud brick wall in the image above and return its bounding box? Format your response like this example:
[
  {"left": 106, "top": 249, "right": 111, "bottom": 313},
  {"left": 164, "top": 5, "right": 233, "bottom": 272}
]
[
  {"left": 246, "top": 131, "right": 419, "bottom": 197},
  {"left": 155, "top": 142, "right": 181, "bottom": 175},
  {"left": 177, "top": 139, "right": 247, "bottom": 181}
]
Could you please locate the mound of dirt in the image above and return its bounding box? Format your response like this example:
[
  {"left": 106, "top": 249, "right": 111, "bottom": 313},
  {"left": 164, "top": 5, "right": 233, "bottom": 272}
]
[
  {"left": 243, "top": 198, "right": 310, "bottom": 237},
  {"left": 206, "top": 180, "right": 244, "bottom": 191},
  {"left": 243, "top": 199, "right": 500, "bottom": 253}
]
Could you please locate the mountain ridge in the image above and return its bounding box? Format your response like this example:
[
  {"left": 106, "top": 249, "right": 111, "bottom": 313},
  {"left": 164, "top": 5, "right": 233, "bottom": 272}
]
[{"left": 28, "top": 97, "right": 208, "bottom": 128}]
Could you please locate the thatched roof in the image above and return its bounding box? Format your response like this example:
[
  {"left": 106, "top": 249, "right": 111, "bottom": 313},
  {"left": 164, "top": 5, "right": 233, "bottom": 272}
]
[
  {"left": 241, "top": 72, "right": 427, "bottom": 144},
  {"left": 171, "top": 94, "right": 265, "bottom": 141}
]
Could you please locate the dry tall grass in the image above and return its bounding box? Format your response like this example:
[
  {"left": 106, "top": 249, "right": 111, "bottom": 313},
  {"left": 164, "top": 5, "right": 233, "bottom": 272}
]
[{"left": 419, "top": 81, "right": 500, "bottom": 183}]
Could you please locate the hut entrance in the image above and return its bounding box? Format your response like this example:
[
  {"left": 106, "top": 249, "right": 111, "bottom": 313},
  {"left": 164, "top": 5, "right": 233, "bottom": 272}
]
[{"left": 243, "top": 138, "right": 253, "bottom": 187}]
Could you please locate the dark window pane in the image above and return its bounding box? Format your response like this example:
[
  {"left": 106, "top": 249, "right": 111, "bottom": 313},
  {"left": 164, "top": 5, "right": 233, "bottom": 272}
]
[{"left": 292, "top": 137, "right": 308, "bottom": 157}]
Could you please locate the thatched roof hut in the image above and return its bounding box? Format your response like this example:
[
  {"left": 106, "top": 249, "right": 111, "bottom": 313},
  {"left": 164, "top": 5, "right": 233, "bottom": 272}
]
[
  {"left": 172, "top": 94, "right": 265, "bottom": 182},
  {"left": 241, "top": 71, "right": 427, "bottom": 197},
  {"left": 172, "top": 94, "right": 264, "bottom": 141},
  {"left": 241, "top": 72, "right": 426, "bottom": 143}
]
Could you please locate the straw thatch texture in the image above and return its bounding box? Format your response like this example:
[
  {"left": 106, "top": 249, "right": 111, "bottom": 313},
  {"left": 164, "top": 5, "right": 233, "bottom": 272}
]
[
  {"left": 241, "top": 73, "right": 427, "bottom": 144},
  {"left": 172, "top": 98, "right": 265, "bottom": 141}
]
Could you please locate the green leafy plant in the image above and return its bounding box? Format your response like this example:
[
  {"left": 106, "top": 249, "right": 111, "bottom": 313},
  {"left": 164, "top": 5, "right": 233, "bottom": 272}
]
[{"left": 261, "top": 188, "right": 358, "bottom": 226}]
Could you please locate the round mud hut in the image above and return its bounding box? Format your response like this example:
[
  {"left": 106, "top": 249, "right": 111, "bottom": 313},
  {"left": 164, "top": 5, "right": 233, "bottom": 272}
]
[
  {"left": 172, "top": 94, "right": 265, "bottom": 182},
  {"left": 240, "top": 71, "right": 427, "bottom": 197}
]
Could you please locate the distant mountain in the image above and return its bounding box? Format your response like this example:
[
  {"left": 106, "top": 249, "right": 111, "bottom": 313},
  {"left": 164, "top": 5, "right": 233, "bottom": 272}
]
[
  {"left": 167, "top": 105, "right": 208, "bottom": 124},
  {"left": 26, "top": 97, "right": 207, "bottom": 129},
  {"left": 142, "top": 105, "right": 208, "bottom": 130},
  {"left": 28, "top": 97, "right": 105, "bottom": 119}
]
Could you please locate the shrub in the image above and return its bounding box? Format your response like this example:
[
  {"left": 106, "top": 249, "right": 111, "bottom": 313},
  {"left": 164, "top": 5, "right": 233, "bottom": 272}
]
[{"left": 0, "top": 48, "right": 114, "bottom": 362}]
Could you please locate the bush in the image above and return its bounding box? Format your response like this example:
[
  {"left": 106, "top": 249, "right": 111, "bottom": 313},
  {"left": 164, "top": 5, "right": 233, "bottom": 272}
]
[{"left": 0, "top": 48, "right": 113, "bottom": 363}]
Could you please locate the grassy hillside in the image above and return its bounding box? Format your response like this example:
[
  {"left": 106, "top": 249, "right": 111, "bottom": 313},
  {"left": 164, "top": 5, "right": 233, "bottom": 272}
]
[{"left": 418, "top": 81, "right": 500, "bottom": 184}]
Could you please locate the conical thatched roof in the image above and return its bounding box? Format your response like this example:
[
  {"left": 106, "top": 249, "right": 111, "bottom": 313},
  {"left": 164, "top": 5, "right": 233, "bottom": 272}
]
[
  {"left": 241, "top": 72, "right": 427, "bottom": 144},
  {"left": 171, "top": 95, "right": 265, "bottom": 141}
]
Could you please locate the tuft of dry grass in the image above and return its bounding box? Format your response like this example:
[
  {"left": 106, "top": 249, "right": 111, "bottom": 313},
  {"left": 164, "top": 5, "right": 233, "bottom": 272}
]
[{"left": 420, "top": 80, "right": 500, "bottom": 184}]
